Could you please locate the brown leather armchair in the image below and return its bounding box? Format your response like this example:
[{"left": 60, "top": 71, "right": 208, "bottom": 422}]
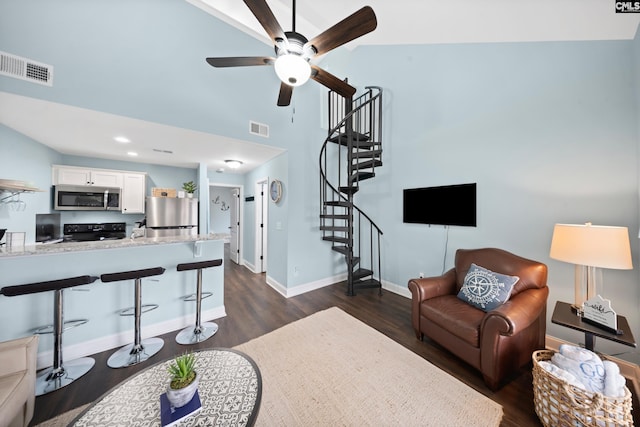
[{"left": 408, "top": 248, "right": 548, "bottom": 390}]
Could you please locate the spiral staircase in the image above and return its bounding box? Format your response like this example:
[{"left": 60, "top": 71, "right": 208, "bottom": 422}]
[{"left": 319, "top": 86, "right": 383, "bottom": 296}]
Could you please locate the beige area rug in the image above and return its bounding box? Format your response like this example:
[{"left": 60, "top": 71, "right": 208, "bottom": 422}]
[
  {"left": 36, "top": 307, "right": 502, "bottom": 426},
  {"left": 234, "top": 307, "right": 503, "bottom": 426}
]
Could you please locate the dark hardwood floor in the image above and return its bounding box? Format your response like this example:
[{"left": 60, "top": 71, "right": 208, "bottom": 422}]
[{"left": 30, "top": 244, "right": 635, "bottom": 426}]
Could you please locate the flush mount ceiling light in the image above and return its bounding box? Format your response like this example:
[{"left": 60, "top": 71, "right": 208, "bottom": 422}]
[
  {"left": 126, "top": 151, "right": 138, "bottom": 157},
  {"left": 225, "top": 160, "right": 243, "bottom": 169},
  {"left": 114, "top": 136, "right": 131, "bottom": 143}
]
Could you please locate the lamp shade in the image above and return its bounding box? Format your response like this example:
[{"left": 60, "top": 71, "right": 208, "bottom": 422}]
[
  {"left": 549, "top": 223, "right": 633, "bottom": 270},
  {"left": 274, "top": 54, "right": 311, "bottom": 87}
]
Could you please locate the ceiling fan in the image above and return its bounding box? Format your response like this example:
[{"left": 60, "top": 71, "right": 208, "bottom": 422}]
[{"left": 206, "top": 0, "right": 377, "bottom": 106}]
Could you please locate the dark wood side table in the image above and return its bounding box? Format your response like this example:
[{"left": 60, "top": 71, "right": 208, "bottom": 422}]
[{"left": 551, "top": 301, "right": 636, "bottom": 352}]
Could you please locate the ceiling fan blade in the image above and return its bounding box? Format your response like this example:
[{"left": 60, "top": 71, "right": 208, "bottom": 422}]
[
  {"left": 206, "top": 57, "right": 274, "bottom": 68},
  {"left": 310, "top": 65, "right": 356, "bottom": 99},
  {"left": 277, "top": 83, "right": 293, "bottom": 107},
  {"left": 306, "top": 6, "right": 377, "bottom": 56},
  {"left": 243, "top": 0, "right": 287, "bottom": 45}
]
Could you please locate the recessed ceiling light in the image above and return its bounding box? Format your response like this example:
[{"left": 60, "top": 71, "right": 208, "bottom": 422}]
[
  {"left": 127, "top": 151, "right": 138, "bottom": 157},
  {"left": 225, "top": 160, "right": 243, "bottom": 169},
  {"left": 114, "top": 136, "right": 131, "bottom": 143}
]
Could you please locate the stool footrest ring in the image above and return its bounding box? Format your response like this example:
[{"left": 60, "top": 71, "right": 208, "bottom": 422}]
[
  {"left": 182, "top": 292, "right": 213, "bottom": 302},
  {"left": 34, "top": 319, "right": 89, "bottom": 335},
  {"left": 118, "top": 304, "right": 159, "bottom": 316}
]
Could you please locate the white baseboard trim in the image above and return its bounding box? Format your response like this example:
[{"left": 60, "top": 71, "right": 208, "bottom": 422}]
[
  {"left": 36, "top": 306, "right": 227, "bottom": 369},
  {"left": 381, "top": 279, "right": 411, "bottom": 298},
  {"left": 242, "top": 259, "right": 257, "bottom": 273},
  {"left": 545, "top": 335, "right": 640, "bottom": 398},
  {"left": 266, "top": 273, "right": 348, "bottom": 298}
]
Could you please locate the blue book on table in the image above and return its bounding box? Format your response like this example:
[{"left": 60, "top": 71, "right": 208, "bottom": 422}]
[{"left": 160, "top": 390, "right": 202, "bottom": 427}]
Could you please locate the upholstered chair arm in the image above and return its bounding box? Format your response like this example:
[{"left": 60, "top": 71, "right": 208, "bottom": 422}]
[
  {"left": 408, "top": 269, "right": 457, "bottom": 339},
  {"left": 408, "top": 268, "right": 457, "bottom": 302},
  {"left": 481, "top": 287, "right": 549, "bottom": 337}
]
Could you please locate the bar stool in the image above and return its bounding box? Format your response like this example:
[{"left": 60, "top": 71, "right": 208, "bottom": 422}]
[
  {"left": 0, "top": 275, "right": 98, "bottom": 396},
  {"left": 175, "top": 259, "right": 222, "bottom": 345},
  {"left": 100, "top": 267, "right": 165, "bottom": 368}
]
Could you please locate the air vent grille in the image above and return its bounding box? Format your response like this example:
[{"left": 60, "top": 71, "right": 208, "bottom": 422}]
[
  {"left": 0, "top": 51, "right": 53, "bottom": 86},
  {"left": 250, "top": 121, "right": 269, "bottom": 138}
]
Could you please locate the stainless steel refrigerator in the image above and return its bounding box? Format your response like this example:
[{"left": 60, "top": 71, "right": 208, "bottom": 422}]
[{"left": 145, "top": 197, "right": 198, "bottom": 238}]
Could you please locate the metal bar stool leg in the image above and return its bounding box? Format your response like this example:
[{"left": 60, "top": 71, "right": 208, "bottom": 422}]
[
  {"left": 36, "top": 288, "right": 95, "bottom": 395},
  {"left": 176, "top": 259, "right": 221, "bottom": 345},
  {"left": 102, "top": 267, "right": 165, "bottom": 368}
]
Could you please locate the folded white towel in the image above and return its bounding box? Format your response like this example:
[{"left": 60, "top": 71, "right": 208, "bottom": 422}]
[
  {"left": 603, "top": 360, "right": 626, "bottom": 398},
  {"left": 559, "top": 344, "right": 596, "bottom": 362},
  {"left": 551, "top": 351, "right": 604, "bottom": 393},
  {"left": 539, "top": 360, "right": 586, "bottom": 390}
]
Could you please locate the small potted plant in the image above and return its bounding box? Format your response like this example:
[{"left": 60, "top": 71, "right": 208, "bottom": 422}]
[
  {"left": 166, "top": 352, "right": 199, "bottom": 408},
  {"left": 182, "top": 181, "right": 197, "bottom": 198}
]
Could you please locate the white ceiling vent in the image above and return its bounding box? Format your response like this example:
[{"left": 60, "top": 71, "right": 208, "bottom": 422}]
[
  {"left": 0, "top": 51, "right": 53, "bottom": 87},
  {"left": 249, "top": 121, "right": 269, "bottom": 138}
]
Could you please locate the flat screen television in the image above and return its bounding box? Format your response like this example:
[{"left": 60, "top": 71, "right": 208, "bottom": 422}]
[{"left": 403, "top": 183, "right": 476, "bottom": 227}]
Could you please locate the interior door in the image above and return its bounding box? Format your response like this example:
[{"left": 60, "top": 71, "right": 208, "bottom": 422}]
[
  {"left": 229, "top": 188, "right": 240, "bottom": 264},
  {"left": 255, "top": 180, "right": 268, "bottom": 273}
]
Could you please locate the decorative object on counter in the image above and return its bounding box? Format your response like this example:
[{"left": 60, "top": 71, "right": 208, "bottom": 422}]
[
  {"left": 549, "top": 222, "right": 633, "bottom": 317},
  {"left": 182, "top": 181, "right": 197, "bottom": 198},
  {"left": 175, "top": 259, "right": 222, "bottom": 345},
  {"left": 0, "top": 275, "right": 99, "bottom": 395},
  {"left": 6, "top": 231, "right": 26, "bottom": 251},
  {"left": 100, "top": 267, "right": 166, "bottom": 368},
  {"left": 152, "top": 187, "right": 177, "bottom": 198},
  {"left": 165, "top": 352, "right": 199, "bottom": 409}
]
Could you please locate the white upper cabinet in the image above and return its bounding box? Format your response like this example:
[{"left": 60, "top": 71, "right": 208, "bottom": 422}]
[
  {"left": 122, "top": 173, "right": 146, "bottom": 214},
  {"left": 54, "top": 166, "right": 123, "bottom": 188}
]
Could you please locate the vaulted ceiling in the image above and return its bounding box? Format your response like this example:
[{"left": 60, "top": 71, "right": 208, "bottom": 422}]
[{"left": 1, "top": 1, "right": 638, "bottom": 171}]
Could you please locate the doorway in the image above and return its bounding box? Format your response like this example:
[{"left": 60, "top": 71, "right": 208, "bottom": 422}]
[
  {"left": 209, "top": 183, "right": 242, "bottom": 265},
  {"left": 255, "top": 178, "right": 268, "bottom": 273}
]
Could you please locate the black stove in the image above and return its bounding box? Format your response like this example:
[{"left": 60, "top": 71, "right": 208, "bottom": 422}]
[{"left": 63, "top": 222, "right": 127, "bottom": 242}]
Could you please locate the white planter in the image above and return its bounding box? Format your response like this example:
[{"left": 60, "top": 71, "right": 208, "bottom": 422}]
[{"left": 166, "top": 372, "right": 199, "bottom": 408}]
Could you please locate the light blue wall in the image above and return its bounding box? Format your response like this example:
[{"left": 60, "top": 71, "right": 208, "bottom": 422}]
[
  {"left": 210, "top": 186, "right": 233, "bottom": 234},
  {"left": 0, "top": 126, "right": 62, "bottom": 243},
  {"left": 3, "top": 0, "right": 640, "bottom": 359},
  {"left": 341, "top": 40, "right": 640, "bottom": 356}
]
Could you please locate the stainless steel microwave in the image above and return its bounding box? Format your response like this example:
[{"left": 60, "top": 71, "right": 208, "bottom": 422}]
[{"left": 53, "top": 185, "right": 122, "bottom": 211}]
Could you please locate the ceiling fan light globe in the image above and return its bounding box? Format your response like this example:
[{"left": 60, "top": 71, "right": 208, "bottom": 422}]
[{"left": 274, "top": 54, "right": 311, "bottom": 87}]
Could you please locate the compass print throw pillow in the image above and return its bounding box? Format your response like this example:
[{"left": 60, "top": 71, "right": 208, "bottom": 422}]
[{"left": 457, "top": 263, "right": 520, "bottom": 312}]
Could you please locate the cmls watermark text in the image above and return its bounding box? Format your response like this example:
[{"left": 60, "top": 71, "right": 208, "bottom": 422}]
[{"left": 616, "top": 1, "right": 640, "bottom": 12}]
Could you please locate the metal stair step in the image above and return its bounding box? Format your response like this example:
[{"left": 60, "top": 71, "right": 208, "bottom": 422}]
[
  {"left": 320, "top": 214, "right": 350, "bottom": 220},
  {"left": 320, "top": 225, "right": 349, "bottom": 232},
  {"left": 353, "top": 278, "right": 382, "bottom": 290},
  {"left": 353, "top": 268, "right": 373, "bottom": 280},
  {"left": 328, "top": 131, "right": 370, "bottom": 146},
  {"left": 324, "top": 200, "right": 351, "bottom": 208},
  {"left": 351, "top": 159, "right": 382, "bottom": 170},
  {"left": 323, "top": 236, "right": 349, "bottom": 244},
  {"left": 349, "top": 171, "right": 375, "bottom": 183},
  {"left": 339, "top": 186, "right": 359, "bottom": 195},
  {"left": 351, "top": 148, "right": 382, "bottom": 159},
  {"left": 331, "top": 245, "right": 349, "bottom": 255}
]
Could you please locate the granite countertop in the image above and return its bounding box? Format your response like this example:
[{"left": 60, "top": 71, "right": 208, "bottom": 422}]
[{"left": 0, "top": 234, "right": 228, "bottom": 258}]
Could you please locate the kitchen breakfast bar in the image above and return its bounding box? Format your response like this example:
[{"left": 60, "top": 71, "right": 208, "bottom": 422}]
[{"left": 0, "top": 235, "right": 227, "bottom": 368}]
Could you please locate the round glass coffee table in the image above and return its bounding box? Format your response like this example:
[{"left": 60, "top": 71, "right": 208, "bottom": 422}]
[{"left": 72, "top": 348, "right": 261, "bottom": 426}]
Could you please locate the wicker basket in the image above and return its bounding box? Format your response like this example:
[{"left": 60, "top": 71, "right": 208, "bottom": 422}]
[
  {"left": 152, "top": 187, "right": 176, "bottom": 197},
  {"left": 532, "top": 350, "right": 633, "bottom": 427}
]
